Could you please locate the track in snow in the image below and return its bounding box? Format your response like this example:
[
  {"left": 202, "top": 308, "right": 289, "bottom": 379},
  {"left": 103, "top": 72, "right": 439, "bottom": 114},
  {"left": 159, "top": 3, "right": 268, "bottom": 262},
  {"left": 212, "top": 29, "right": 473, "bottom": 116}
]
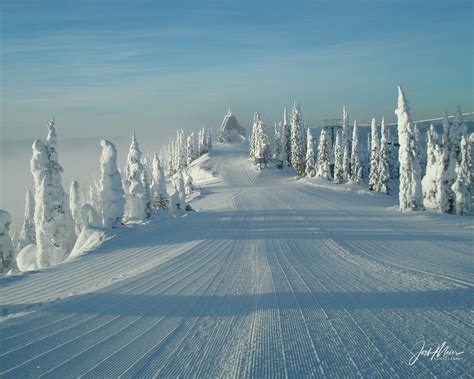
[{"left": 1, "top": 143, "right": 472, "bottom": 378}]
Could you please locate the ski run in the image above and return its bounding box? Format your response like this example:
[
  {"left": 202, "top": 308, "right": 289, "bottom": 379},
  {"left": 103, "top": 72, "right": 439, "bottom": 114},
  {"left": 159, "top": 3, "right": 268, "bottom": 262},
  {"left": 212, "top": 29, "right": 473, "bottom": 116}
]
[{"left": 1, "top": 140, "right": 472, "bottom": 378}]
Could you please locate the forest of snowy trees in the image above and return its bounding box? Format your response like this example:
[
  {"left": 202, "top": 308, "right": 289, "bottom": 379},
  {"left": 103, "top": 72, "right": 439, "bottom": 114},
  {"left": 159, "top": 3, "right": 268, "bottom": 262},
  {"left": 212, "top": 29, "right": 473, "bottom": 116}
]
[
  {"left": 249, "top": 85, "right": 471, "bottom": 213},
  {"left": 0, "top": 86, "right": 472, "bottom": 275},
  {"left": 0, "top": 124, "right": 212, "bottom": 274}
]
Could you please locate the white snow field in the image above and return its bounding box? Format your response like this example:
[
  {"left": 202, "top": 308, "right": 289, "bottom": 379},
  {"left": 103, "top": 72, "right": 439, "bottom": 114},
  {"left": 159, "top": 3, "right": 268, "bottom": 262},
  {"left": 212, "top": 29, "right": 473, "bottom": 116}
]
[{"left": 1, "top": 143, "right": 472, "bottom": 378}]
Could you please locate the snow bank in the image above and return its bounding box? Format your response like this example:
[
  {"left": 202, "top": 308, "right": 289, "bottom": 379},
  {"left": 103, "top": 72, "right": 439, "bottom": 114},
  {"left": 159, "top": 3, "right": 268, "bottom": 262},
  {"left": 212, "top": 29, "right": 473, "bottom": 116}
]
[
  {"left": 68, "top": 226, "right": 111, "bottom": 260},
  {"left": 186, "top": 153, "right": 216, "bottom": 184},
  {"left": 16, "top": 244, "right": 38, "bottom": 272}
]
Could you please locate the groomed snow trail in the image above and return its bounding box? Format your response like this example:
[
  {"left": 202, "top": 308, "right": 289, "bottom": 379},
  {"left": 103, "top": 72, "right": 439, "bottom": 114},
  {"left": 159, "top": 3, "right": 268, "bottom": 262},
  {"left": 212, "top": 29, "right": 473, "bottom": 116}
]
[{"left": 1, "top": 143, "right": 472, "bottom": 378}]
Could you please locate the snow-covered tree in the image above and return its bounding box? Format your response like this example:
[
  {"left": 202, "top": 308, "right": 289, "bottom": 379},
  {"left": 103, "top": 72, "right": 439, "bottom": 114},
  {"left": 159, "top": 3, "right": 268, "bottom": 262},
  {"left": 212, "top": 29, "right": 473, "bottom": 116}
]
[
  {"left": 173, "top": 171, "right": 186, "bottom": 211},
  {"left": 0, "top": 210, "right": 15, "bottom": 273},
  {"left": 186, "top": 135, "right": 194, "bottom": 166},
  {"left": 439, "top": 112, "right": 456, "bottom": 213},
  {"left": 167, "top": 140, "right": 175, "bottom": 177},
  {"left": 32, "top": 120, "right": 76, "bottom": 268},
  {"left": 368, "top": 118, "right": 379, "bottom": 191},
  {"left": 316, "top": 128, "right": 332, "bottom": 180},
  {"left": 69, "top": 181, "right": 83, "bottom": 235},
  {"left": 206, "top": 130, "right": 213, "bottom": 152},
  {"left": 451, "top": 135, "right": 471, "bottom": 215},
  {"left": 98, "top": 140, "right": 125, "bottom": 228},
  {"left": 422, "top": 125, "right": 440, "bottom": 208},
  {"left": 283, "top": 108, "right": 292, "bottom": 167},
  {"left": 290, "top": 101, "right": 306, "bottom": 176},
  {"left": 333, "top": 130, "right": 344, "bottom": 184},
  {"left": 249, "top": 112, "right": 260, "bottom": 160},
  {"left": 125, "top": 134, "right": 152, "bottom": 220},
  {"left": 350, "top": 121, "right": 363, "bottom": 184},
  {"left": 394, "top": 85, "right": 423, "bottom": 211},
  {"left": 342, "top": 106, "right": 351, "bottom": 181},
  {"left": 305, "top": 128, "right": 316, "bottom": 177},
  {"left": 183, "top": 169, "right": 196, "bottom": 195},
  {"left": 17, "top": 190, "right": 36, "bottom": 251},
  {"left": 450, "top": 106, "right": 467, "bottom": 163},
  {"left": 274, "top": 122, "right": 285, "bottom": 165},
  {"left": 151, "top": 152, "right": 168, "bottom": 211},
  {"left": 254, "top": 119, "right": 271, "bottom": 165},
  {"left": 376, "top": 117, "right": 390, "bottom": 194},
  {"left": 198, "top": 127, "right": 208, "bottom": 157}
]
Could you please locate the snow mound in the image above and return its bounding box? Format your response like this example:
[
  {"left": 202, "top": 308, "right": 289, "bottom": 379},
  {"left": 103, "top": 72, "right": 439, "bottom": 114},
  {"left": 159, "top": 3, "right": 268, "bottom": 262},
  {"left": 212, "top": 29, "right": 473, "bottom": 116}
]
[
  {"left": 16, "top": 244, "right": 38, "bottom": 272},
  {"left": 187, "top": 153, "right": 216, "bottom": 184},
  {"left": 301, "top": 177, "right": 385, "bottom": 197},
  {"left": 68, "top": 226, "right": 112, "bottom": 260}
]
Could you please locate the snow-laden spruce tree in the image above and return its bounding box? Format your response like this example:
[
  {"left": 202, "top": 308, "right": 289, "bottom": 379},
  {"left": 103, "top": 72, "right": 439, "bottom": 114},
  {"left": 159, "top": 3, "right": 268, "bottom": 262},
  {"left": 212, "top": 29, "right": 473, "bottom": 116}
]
[
  {"left": 375, "top": 117, "right": 390, "bottom": 194},
  {"left": 283, "top": 108, "right": 292, "bottom": 167},
  {"left": 342, "top": 106, "right": 351, "bottom": 181},
  {"left": 305, "top": 128, "right": 316, "bottom": 177},
  {"left": 394, "top": 85, "right": 424, "bottom": 211},
  {"left": 176, "top": 130, "right": 187, "bottom": 170},
  {"left": 0, "top": 210, "right": 15, "bottom": 274},
  {"left": 32, "top": 120, "right": 76, "bottom": 268},
  {"left": 333, "top": 130, "right": 344, "bottom": 184},
  {"left": 17, "top": 190, "right": 36, "bottom": 251},
  {"left": 450, "top": 106, "right": 467, "bottom": 163},
  {"left": 125, "top": 134, "right": 152, "bottom": 220},
  {"left": 290, "top": 102, "right": 306, "bottom": 176},
  {"left": 350, "top": 121, "right": 363, "bottom": 184},
  {"left": 198, "top": 127, "right": 208, "bottom": 156},
  {"left": 274, "top": 122, "right": 285, "bottom": 164},
  {"left": 186, "top": 135, "right": 194, "bottom": 166},
  {"left": 166, "top": 140, "right": 175, "bottom": 177},
  {"left": 183, "top": 169, "right": 196, "bottom": 195},
  {"left": 249, "top": 112, "right": 260, "bottom": 160},
  {"left": 69, "top": 181, "right": 83, "bottom": 235},
  {"left": 316, "top": 128, "right": 332, "bottom": 180},
  {"left": 368, "top": 118, "right": 379, "bottom": 191},
  {"left": 421, "top": 125, "right": 440, "bottom": 208},
  {"left": 439, "top": 112, "right": 456, "bottom": 213},
  {"left": 256, "top": 119, "right": 271, "bottom": 164},
  {"left": 206, "top": 130, "right": 213, "bottom": 152},
  {"left": 151, "top": 152, "right": 168, "bottom": 211},
  {"left": 175, "top": 170, "right": 186, "bottom": 210},
  {"left": 98, "top": 140, "right": 125, "bottom": 228},
  {"left": 451, "top": 135, "right": 471, "bottom": 215}
]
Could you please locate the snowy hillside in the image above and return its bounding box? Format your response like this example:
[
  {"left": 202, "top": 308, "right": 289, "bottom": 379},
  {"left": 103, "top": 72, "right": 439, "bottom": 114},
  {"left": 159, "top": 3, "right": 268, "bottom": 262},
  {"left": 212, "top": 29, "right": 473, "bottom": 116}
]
[{"left": 1, "top": 142, "right": 472, "bottom": 378}]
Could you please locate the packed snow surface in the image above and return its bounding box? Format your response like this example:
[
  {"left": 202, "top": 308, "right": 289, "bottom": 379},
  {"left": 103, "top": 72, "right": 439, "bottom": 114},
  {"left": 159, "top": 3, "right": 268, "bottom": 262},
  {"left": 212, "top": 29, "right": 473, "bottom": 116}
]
[{"left": 1, "top": 143, "right": 472, "bottom": 378}]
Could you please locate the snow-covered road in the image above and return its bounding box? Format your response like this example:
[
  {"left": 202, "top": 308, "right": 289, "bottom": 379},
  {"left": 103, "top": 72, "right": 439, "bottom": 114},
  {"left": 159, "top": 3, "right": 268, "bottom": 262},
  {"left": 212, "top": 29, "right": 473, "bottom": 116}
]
[{"left": 1, "top": 144, "right": 472, "bottom": 378}]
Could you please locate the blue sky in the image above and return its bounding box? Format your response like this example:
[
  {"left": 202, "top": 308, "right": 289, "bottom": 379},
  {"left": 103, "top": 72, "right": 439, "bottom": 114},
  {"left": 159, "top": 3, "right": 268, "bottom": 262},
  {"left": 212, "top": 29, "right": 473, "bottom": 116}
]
[{"left": 1, "top": 0, "right": 472, "bottom": 142}]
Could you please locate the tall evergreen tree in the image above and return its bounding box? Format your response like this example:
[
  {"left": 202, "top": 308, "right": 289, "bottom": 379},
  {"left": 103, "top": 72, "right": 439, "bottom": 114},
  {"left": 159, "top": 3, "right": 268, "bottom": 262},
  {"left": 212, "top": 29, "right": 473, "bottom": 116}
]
[
  {"left": 32, "top": 120, "right": 76, "bottom": 268},
  {"left": 186, "top": 135, "right": 194, "bottom": 166},
  {"left": 290, "top": 101, "right": 306, "bottom": 176},
  {"left": 98, "top": 140, "right": 125, "bottom": 228},
  {"left": 17, "top": 190, "right": 36, "bottom": 251},
  {"left": 305, "top": 128, "right": 316, "bottom": 177},
  {"left": 421, "top": 125, "right": 440, "bottom": 208},
  {"left": 333, "top": 130, "right": 344, "bottom": 184},
  {"left": 69, "top": 181, "right": 83, "bottom": 235},
  {"left": 439, "top": 112, "right": 456, "bottom": 213},
  {"left": 125, "top": 134, "right": 152, "bottom": 220},
  {"left": 368, "top": 118, "right": 379, "bottom": 190},
  {"left": 395, "top": 85, "right": 423, "bottom": 211},
  {"left": 451, "top": 135, "right": 471, "bottom": 215},
  {"left": 151, "top": 152, "right": 168, "bottom": 211},
  {"left": 316, "top": 128, "right": 332, "bottom": 180},
  {"left": 249, "top": 112, "right": 260, "bottom": 160},
  {"left": 342, "top": 106, "right": 351, "bottom": 181},
  {"left": 0, "top": 210, "right": 15, "bottom": 273},
  {"left": 283, "top": 108, "right": 292, "bottom": 167},
  {"left": 350, "top": 121, "right": 363, "bottom": 184},
  {"left": 376, "top": 117, "right": 390, "bottom": 194}
]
